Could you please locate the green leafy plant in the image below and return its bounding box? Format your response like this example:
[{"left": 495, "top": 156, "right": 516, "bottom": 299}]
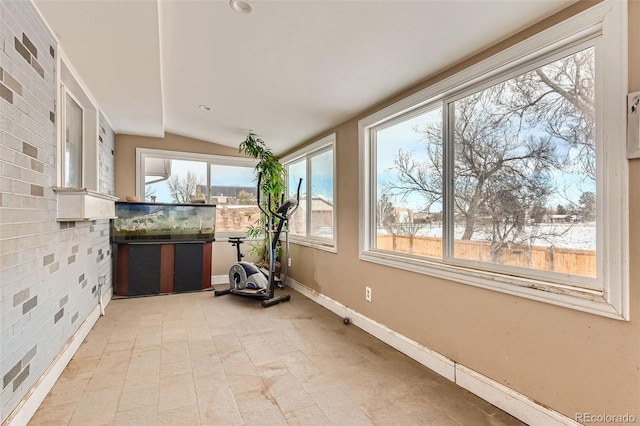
[{"left": 239, "top": 132, "right": 286, "bottom": 262}]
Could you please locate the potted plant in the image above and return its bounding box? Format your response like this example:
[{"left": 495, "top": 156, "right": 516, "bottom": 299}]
[{"left": 239, "top": 132, "right": 286, "bottom": 269}]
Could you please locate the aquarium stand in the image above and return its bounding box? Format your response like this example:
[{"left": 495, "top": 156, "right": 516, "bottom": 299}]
[
  {"left": 111, "top": 201, "right": 216, "bottom": 296},
  {"left": 113, "top": 241, "right": 213, "bottom": 296}
]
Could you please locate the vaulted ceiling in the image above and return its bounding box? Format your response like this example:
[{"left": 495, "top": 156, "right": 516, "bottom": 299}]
[{"left": 34, "top": 0, "right": 573, "bottom": 155}]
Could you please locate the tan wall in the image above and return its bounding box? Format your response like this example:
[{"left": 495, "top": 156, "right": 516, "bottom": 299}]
[
  {"left": 115, "top": 132, "right": 249, "bottom": 276},
  {"left": 287, "top": 0, "right": 640, "bottom": 420},
  {"left": 114, "top": 132, "right": 242, "bottom": 199}
]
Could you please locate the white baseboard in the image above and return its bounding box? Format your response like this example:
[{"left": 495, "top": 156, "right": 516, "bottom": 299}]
[
  {"left": 5, "top": 297, "right": 111, "bottom": 426},
  {"left": 455, "top": 365, "right": 579, "bottom": 425},
  {"left": 287, "top": 278, "right": 579, "bottom": 426},
  {"left": 212, "top": 274, "right": 228, "bottom": 285}
]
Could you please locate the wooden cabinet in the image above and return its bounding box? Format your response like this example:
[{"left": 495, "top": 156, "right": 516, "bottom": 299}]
[{"left": 114, "top": 242, "right": 212, "bottom": 296}]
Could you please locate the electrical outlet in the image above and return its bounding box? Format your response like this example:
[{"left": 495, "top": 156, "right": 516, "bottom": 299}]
[
  {"left": 365, "top": 286, "right": 372, "bottom": 302},
  {"left": 288, "top": 258, "right": 292, "bottom": 267}
]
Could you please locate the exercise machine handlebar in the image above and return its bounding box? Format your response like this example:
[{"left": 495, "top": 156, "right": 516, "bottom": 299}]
[{"left": 256, "top": 173, "right": 302, "bottom": 221}]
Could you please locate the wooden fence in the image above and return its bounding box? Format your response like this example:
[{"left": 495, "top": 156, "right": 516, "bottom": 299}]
[{"left": 376, "top": 234, "right": 596, "bottom": 278}]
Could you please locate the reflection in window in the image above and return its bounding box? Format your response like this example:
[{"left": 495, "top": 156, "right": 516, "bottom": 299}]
[
  {"left": 64, "top": 93, "right": 83, "bottom": 188},
  {"left": 288, "top": 159, "right": 307, "bottom": 236},
  {"left": 310, "top": 150, "right": 334, "bottom": 240},
  {"left": 284, "top": 135, "right": 335, "bottom": 248}
]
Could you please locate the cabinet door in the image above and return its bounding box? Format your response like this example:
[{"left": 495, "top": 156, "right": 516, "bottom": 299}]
[
  {"left": 174, "top": 243, "right": 204, "bottom": 293},
  {"left": 128, "top": 244, "right": 161, "bottom": 296}
]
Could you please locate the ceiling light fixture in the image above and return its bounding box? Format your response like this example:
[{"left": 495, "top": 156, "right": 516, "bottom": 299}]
[
  {"left": 199, "top": 105, "right": 213, "bottom": 111},
  {"left": 230, "top": 0, "right": 254, "bottom": 14}
]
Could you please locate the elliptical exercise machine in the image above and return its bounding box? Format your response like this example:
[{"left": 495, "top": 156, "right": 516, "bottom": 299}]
[{"left": 214, "top": 174, "right": 302, "bottom": 308}]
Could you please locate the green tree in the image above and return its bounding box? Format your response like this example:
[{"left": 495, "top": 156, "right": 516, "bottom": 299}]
[
  {"left": 578, "top": 191, "right": 595, "bottom": 221},
  {"left": 376, "top": 193, "right": 397, "bottom": 230},
  {"left": 237, "top": 190, "right": 256, "bottom": 205},
  {"left": 238, "top": 132, "right": 286, "bottom": 260}
]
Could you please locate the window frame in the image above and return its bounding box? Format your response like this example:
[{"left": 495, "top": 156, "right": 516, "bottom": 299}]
[
  {"left": 135, "top": 148, "right": 258, "bottom": 239},
  {"left": 60, "top": 85, "right": 84, "bottom": 188},
  {"left": 358, "top": 0, "right": 628, "bottom": 320},
  {"left": 440, "top": 38, "right": 600, "bottom": 291},
  {"left": 55, "top": 51, "right": 100, "bottom": 191},
  {"left": 282, "top": 134, "right": 337, "bottom": 253}
]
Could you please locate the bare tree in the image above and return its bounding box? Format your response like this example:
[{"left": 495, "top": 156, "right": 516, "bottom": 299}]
[
  {"left": 382, "top": 50, "right": 596, "bottom": 263},
  {"left": 386, "top": 85, "right": 561, "bottom": 243},
  {"left": 504, "top": 48, "right": 595, "bottom": 179},
  {"left": 144, "top": 186, "right": 156, "bottom": 201},
  {"left": 167, "top": 171, "right": 203, "bottom": 203},
  {"left": 453, "top": 88, "right": 562, "bottom": 241}
]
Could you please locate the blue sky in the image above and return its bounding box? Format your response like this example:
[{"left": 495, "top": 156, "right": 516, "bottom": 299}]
[
  {"left": 146, "top": 157, "right": 334, "bottom": 204},
  {"left": 375, "top": 106, "right": 595, "bottom": 213},
  {"left": 146, "top": 160, "right": 255, "bottom": 203}
]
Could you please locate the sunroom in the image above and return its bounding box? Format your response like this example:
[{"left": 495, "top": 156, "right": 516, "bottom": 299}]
[{"left": 1, "top": 0, "right": 638, "bottom": 425}]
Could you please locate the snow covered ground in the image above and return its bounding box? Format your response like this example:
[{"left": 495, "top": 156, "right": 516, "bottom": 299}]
[{"left": 383, "top": 223, "right": 596, "bottom": 251}]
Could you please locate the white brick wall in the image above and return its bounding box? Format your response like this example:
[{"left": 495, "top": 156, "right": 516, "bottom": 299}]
[{"left": 0, "top": 1, "right": 116, "bottom": 422}]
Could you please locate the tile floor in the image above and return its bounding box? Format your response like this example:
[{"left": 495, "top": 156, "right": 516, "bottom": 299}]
[{"left": 29, "top": 289, "right": 525, "bottom": 426}]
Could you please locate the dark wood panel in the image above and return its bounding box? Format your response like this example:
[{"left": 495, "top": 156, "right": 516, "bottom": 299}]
[
  {"left": 114, "top": 241, "right": 212, "bottom": 296},
  {"left": 202, "top": 242, "right": 212, "bottom": 289},
  {"left": 174, "top": 243, "right": 204, "bottom": 293},
  {"left": 160, "top": 244, "right": 175, "bottom": 294},
  {"left": 115, "top": 245, "right": 129, "bottom": 296},
  {"left": 128, "top": 244, "right": 161, "bottom": 296}
]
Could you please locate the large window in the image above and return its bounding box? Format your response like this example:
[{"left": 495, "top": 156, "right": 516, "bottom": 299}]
[
  {"left": 359, "top": 1, "right": 628, "bottom": 319},
  {"left": 283, "top": 134, "right": 336, "bottom": 251},
  {"left": 137, "top": 149, "right": 258, "bottom": 237}
]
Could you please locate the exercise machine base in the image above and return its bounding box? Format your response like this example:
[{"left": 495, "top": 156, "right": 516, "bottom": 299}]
[{"left": 214, "top": 287, "right": 291, "bottom": 308}]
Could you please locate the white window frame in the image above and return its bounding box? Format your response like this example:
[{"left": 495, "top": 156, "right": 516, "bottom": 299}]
[
  {"left": 135, "top": 148, "right": 258, "bottom": 239},
  {"left": 282, "top": 134, "right": 337, "bottom": 253},
  {"left": 358, "top": 0, "right": 628, "bottom": 320},
  {"left": 55, "top": 51, "right": 99, "bottom": 191},
  {"left": 59, "top": 85, "right": 84, "bottom": 188}
]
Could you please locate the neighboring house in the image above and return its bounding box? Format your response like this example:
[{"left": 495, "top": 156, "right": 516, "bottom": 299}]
[{"left": 289, "top": 196, "right": 334, "bottom": 236}]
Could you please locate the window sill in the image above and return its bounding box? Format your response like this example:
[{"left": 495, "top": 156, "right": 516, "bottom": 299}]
[
  {"left": 53, "top": 187, "right": 118, "bottom": 221},
  {"left": 290, "top": 237, "right": 337, "bottom": 253},
  {"left": 360, "top": 250, "right": 625, "bottom": 320}
]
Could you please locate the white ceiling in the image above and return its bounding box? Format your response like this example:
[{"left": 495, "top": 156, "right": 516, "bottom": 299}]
[{"left": 34, "top": 0, "right": 573, "bottom": 155}]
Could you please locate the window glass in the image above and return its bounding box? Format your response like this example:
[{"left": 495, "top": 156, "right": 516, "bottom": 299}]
[
  {"left": 64, "top": 93, "right": 83, "bottom": 188},
  {"left": 451, "top": 47, "right": 596, "bottom": 278},
  {"left": 287, "top": 159, "right": 307, "bottom": 236},
  {"left": 208, "top": 164, "right": 259, "bottom": 234},
  {"left": 374, "top": 108, "right": 443, "bottom": 258},
  {"left": 283, "top": 136, "right": 336, "bottom": 248},
  {"left": 359, "top": 2, "right": 629, "bottom": 318},
  {"left": 310, "top": 150, "right": 334, "bottom": 239},
  {"left": 144, "top": 158, "right": 207, "bottom": 203}
]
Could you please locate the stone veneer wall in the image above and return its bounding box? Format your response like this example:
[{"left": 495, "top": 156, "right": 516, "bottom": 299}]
[{"left": 0, "top": 1, "right": 115, "bottom": 422}]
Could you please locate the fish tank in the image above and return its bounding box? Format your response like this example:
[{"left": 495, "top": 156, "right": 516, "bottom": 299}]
[{"left": 112, "top": 201, "right": 216, "bottom": 242}]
